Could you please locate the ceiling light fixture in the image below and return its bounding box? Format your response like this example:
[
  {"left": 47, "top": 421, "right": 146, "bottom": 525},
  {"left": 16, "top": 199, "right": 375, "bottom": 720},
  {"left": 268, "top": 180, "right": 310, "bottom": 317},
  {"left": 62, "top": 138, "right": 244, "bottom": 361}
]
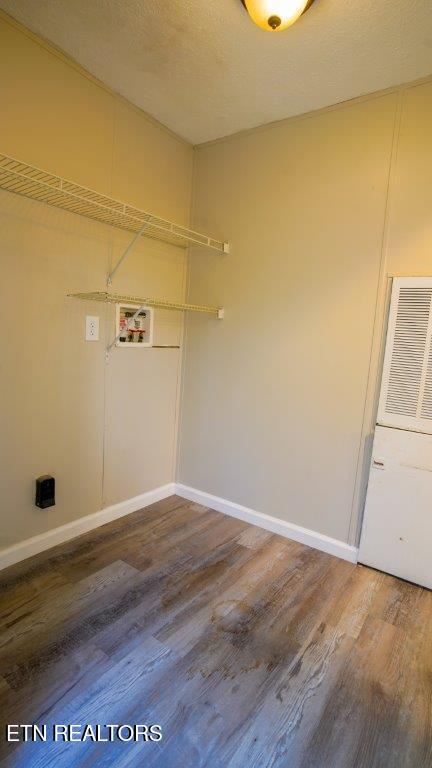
[{"left": 240, "top": 0, "right": 315, "bottom": 32}]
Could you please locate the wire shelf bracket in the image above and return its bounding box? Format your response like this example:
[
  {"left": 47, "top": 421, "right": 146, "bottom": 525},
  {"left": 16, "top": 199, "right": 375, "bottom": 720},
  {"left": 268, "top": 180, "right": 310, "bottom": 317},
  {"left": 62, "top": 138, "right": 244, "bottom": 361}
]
[{"left": 107, "top": 221, "right": 151, "bottom": 286}]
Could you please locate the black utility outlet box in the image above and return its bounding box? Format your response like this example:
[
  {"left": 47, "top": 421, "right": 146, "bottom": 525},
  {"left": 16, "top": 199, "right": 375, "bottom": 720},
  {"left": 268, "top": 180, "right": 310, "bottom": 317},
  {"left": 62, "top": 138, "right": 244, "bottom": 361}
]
[{"left": 35, "top": 475, "right": 55, "bottom": 509}]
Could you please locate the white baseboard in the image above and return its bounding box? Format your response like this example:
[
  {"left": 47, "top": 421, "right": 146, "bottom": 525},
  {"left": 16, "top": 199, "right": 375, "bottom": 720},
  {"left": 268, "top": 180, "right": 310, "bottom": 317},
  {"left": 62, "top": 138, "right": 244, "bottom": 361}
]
[
  {"left": 0, "top": 483, "right": 176, "bottom": 572},
  {"left": 0, "top": 481, "right": 358, "bottom": 572},
  {"left": 175, "top": 484, "right": 358, "bottom": 564}
]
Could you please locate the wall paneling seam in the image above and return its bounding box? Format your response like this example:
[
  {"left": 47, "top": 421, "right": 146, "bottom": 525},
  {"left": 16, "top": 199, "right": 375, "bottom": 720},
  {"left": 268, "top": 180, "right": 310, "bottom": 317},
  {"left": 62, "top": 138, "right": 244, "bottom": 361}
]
[{"left": 347, "top": 89, "right": 404, "bottom": 545}]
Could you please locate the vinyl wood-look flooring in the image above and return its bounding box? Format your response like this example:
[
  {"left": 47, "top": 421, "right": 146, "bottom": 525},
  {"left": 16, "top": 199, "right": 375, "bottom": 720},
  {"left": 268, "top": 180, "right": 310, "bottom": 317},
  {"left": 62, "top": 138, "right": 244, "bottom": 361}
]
[{"left": 0, "top": 495, "right": 431, "bottom": 767}]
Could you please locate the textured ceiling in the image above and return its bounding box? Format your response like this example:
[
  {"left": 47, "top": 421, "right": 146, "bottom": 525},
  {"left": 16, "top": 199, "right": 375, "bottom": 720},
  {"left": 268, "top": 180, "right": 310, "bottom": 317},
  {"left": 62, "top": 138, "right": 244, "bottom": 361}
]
[{"left": 1, "top": 0, "right": 432, "bottom": 144}]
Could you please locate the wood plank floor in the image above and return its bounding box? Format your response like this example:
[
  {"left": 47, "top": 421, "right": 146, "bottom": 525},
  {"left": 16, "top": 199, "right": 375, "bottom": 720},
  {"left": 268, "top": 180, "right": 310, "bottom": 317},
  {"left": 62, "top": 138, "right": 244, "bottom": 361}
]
[{"left": 0, "top": 495, "right": 431, "bottom": 767}]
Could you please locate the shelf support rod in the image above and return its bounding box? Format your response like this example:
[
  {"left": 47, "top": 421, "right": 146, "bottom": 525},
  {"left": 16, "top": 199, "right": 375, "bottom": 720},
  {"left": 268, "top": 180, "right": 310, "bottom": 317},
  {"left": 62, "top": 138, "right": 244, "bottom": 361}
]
[
  {"left": 106, "top": 304, "right": 148, "bottom": 360},
  {"left": 107, "top": 221, "right": 150, "bottom": 286}
]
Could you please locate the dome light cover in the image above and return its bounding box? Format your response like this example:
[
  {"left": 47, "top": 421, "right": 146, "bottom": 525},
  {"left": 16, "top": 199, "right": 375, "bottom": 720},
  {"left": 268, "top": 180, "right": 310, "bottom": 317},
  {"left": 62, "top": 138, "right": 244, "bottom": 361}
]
[{"left": 242, "top": 0, "right": 314, "bottom": 32}]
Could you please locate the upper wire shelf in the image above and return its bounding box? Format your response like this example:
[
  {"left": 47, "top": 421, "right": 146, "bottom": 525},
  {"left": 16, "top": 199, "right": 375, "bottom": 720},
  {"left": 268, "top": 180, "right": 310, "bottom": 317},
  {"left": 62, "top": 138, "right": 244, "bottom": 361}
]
[{"left": 0, "top": 153, "right": 229, "bottom": 253}]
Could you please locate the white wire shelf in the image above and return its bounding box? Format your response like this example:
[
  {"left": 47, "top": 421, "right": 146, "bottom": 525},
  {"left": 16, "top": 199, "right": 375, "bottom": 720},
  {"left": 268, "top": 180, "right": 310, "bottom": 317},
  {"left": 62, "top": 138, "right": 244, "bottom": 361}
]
[
  {"left": 68, "top": 291, "right": 224, "bottom": 318},
  {"left": 0, "top": 153, "right": 229, "bottom": 253}
]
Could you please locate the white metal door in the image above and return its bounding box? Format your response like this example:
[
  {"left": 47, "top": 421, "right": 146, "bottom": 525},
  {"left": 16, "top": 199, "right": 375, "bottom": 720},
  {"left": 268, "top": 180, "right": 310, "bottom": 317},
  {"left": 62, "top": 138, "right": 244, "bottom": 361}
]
[{"left": 359, "top": 426, "right": 432, "bottom": 589}]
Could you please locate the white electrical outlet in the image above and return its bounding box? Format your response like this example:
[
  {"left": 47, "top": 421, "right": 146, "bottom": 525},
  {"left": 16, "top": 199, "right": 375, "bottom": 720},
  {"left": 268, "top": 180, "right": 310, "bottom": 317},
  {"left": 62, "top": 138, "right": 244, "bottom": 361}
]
[{"left": 85, "top": 315, "right": 100, "bottom": 341}]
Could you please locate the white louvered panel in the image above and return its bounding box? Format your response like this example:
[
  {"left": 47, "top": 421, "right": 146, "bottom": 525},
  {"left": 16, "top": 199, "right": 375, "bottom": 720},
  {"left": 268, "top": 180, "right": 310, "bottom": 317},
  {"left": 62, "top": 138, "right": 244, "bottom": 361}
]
[
  {"left": 420, "top": 343, "right": 432, "bottom": 419},
  {"left": 385, "top": 288, "right": 430, "bottom": 416},
  {"left": 377, "top": 277, "right": 432, "bottom": 434}
]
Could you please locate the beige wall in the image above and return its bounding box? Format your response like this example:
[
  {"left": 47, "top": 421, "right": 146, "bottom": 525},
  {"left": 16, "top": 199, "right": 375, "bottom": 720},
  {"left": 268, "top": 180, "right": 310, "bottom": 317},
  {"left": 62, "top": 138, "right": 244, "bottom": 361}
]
[
  {"left": 1, "top": 9, "right": 431, "bottom": 553},
  {"left": 0, "top": 14, "right": 193, "bottom": 547},
  {"left": 179, "top": 79, "right": 432, "bottom": 545}
]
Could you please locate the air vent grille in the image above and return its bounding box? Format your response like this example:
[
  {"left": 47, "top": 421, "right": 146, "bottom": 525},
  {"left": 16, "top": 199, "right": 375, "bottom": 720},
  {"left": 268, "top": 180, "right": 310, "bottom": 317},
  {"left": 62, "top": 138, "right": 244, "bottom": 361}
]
[
  {"left": 378, "top": 278, "right": 432, "bottom": 434},
  {"left": 385, "top": 289, "right": 431, "bottom": 416},
  {"left": 420, "top": 345, "right": 432, "bottom": 419}
]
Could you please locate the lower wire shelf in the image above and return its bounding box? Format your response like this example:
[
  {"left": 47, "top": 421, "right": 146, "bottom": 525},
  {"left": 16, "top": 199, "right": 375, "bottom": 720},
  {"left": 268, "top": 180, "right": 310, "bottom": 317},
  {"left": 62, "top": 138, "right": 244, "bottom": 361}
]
[{"left": 68, "top": 291, "right": 224, "bottom": 319}]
